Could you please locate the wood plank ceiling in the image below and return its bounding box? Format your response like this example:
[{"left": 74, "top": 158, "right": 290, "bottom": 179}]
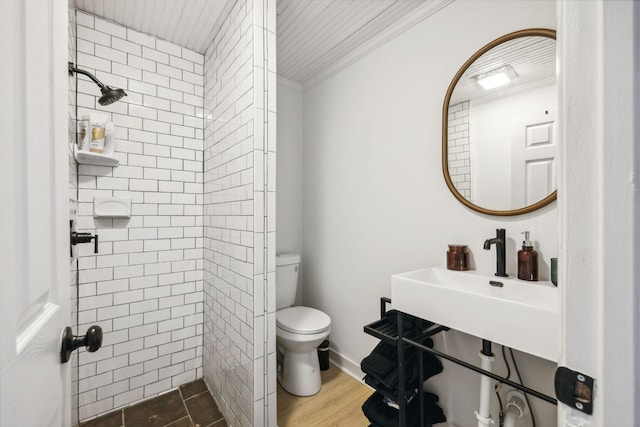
[
  {"left": 276, "top": 0, "right": 449, "bottom": 83},
  {"left": 74, "top": 0, "right": 235, "bottom": 55},
  {"left": 75, "top": 0, "right": 452, "bottom": 85}
]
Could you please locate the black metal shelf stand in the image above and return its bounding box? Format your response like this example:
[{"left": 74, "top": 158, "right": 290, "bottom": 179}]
[
  {"left": 364, "top": 297, "right": 448, "bottom": 426},
  {"left": 363, "top": 297, "right": 557, "bottom": 427}
]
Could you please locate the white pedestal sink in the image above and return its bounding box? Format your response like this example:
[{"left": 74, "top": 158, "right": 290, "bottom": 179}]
[{"left": 391, "top": 267, "right": 560, "bottom": 361}]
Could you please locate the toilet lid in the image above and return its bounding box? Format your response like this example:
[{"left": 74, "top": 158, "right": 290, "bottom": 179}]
[{"left": 277, "top": 307, "right": 331, "bottom": 334}]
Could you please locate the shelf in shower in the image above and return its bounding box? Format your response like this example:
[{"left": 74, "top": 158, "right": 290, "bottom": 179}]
[{"left": 74, "top": 146, "right": 120, "bottom": 167}]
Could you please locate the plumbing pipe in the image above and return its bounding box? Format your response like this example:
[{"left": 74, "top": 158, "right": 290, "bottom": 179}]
[
  {"left": 475, "top": 340, "right": 495, "bottom": 426},
  {"left": 503, "top": 393, "right": 525, "bottom": 427}
]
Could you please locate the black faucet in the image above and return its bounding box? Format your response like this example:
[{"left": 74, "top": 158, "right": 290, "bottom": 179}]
[{"left": 483, "top": 228, "right": 507, "bottom": 277}]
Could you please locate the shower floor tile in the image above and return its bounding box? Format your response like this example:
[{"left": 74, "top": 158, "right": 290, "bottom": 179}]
[{"left": 80, "top": 379, "right": 225, "bottom": 427}]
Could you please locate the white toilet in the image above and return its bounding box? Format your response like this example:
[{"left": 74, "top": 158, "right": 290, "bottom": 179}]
[{"left": 276, "top": 253, "right": 331, "bottom": 396}]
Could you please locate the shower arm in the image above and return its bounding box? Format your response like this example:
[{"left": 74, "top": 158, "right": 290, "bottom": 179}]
[{"left": 68, "top": 62, "right": 105, "bottom": 89}]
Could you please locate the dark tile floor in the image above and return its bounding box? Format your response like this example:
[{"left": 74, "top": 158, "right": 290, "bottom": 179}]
[{"left": 81, "top": 379, "right": 228, "bottom": 427}]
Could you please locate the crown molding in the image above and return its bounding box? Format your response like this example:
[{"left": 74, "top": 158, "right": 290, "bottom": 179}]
[{"left": 277, "top": 75, "right": 303, "bottom": 91}]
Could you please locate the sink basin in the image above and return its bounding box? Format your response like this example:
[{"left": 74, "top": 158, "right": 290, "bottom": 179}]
[{"left": 391, "top": 267, "right": 559, "bottom": 361}]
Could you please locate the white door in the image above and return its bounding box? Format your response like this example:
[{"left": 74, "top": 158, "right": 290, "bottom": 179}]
[
  {"left": 0, "top": 1, "right": 70, "bottom": 426},
  {"left": 510, "top": 110, "right": 557, "bottom": 207}
]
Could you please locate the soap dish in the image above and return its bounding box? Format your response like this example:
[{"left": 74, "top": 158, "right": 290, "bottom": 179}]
[
  {"left": 94, "top": 197, "right": 131, "bottom": 218},
  {"left": 74, "top": 145, "right": 120, "bottom": 167}
]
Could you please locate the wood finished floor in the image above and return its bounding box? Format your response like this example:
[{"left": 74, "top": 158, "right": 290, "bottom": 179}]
[{"left": 277, "top": 367, "right": 373, "bottom": 427}]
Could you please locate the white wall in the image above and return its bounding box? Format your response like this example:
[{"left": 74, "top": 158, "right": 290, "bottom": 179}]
[
  {"left": 276, "top": 79, "right": 304, "bottom": 258},
  {"left": 300, "top": 1, "right": 557, "bottom": 426}
]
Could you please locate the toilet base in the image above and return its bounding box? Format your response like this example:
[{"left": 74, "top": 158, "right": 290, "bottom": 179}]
[{"left": 278, "top": 348, "right": 322, "bottom": 396}]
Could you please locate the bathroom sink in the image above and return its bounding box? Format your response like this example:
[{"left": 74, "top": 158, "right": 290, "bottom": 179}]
[{"left": 391, "top": 267, "right": 559, "bottom": 361}]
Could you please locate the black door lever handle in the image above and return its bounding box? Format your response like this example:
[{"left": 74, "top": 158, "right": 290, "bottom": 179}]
[{"left": 71, "top": 231, "right": 99, "bottom": 254}]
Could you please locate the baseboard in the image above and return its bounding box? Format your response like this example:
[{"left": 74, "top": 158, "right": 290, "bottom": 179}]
[{"left": 328, "top": 348, "right": 372, "bottom": 388}]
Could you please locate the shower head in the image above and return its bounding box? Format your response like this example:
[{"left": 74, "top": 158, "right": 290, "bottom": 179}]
[
  {"left": 68, "top": 62, "right": 127, "bottom": 106},
  {"left": 99, "top": 86, "right": 127, "bottom": 106}
]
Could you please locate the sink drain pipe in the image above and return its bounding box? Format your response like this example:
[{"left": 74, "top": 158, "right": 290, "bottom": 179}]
[
  {"left": 503, "top": 391, "right": 527, "bottom": 427},
  {"left": 476, "top": 340, "right": 495, "bottom": 426}
]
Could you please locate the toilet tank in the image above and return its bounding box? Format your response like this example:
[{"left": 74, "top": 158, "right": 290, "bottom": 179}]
[{"left": 276, "top": 253, "right": 301, "bottom": 310}]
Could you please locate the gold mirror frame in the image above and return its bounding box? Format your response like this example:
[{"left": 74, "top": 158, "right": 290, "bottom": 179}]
[{"left": 442, "top": 28, "right": 557, "bottom": 216}]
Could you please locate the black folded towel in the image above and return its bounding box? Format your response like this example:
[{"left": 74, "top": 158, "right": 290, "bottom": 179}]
[
  {"left": 362, "top": 352, "right": 397, "bottom": 379},
  {"left": 383, "top": 311, "right": 436, "bottom": 336},
  {"left": 364, "top": 338, "right": 435, "bottom": 365},
  {"left": 372, "top": 341, "right": 398, "bottom": 359},
  {"left": 363, "top": 350, "right": 443, "bottom": 394},
  {"left": 361, "top": 341, "right": 398, "bottom": 378},
  {"left": 361, "top": 336, "right": 438, "bottom": 381},
  {"left": 382, "top": 310, "right": 419, "bottom": 331},
  {"left": 364, "top": 371, "right": 441, "bottom": 400},
  {"left": 362, "top": 391, "right": 446, "bottom": 427}
]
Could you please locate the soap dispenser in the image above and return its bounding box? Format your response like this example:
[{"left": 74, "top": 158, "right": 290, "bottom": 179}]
[{"left": 517, "top": 231, "right": 538, "bottom": 281}]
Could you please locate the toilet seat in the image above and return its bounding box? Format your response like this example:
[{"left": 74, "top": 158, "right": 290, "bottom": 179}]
[{"left": 276, "top": 306, "right": 331, "bottom": 335}]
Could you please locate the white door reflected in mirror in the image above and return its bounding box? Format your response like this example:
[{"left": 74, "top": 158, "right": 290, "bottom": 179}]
[{"left": 511, "top": 110, "right": 557, "bottom": 208}]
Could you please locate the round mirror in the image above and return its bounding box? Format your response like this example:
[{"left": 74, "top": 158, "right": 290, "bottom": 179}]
[{"left": 442, "top": 29, "right": 557, "bottom": 216}]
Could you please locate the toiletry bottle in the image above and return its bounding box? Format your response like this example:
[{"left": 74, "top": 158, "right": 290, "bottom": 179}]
[
  {"left": 517, "top": 231, "right": 538, "bottom": 281},
  {"left": 89, "top": 113, "right": 108, "bottom": 154},
  {"left": 103, "top": 121, "right": 115, "bottom": 155},
  {"left": 77, "top": 114, "right": 90, "bottom": 151}
]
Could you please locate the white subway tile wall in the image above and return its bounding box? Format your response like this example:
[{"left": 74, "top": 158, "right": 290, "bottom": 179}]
[
  {"left": 73, "top": 11, "right": 204, "bottom": 422},
  {"left": 447, "top": 101, "right": 471, "bottom": 200},
  {"left": 202, "top": 0, "right": 277, "bottom": 426}
]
